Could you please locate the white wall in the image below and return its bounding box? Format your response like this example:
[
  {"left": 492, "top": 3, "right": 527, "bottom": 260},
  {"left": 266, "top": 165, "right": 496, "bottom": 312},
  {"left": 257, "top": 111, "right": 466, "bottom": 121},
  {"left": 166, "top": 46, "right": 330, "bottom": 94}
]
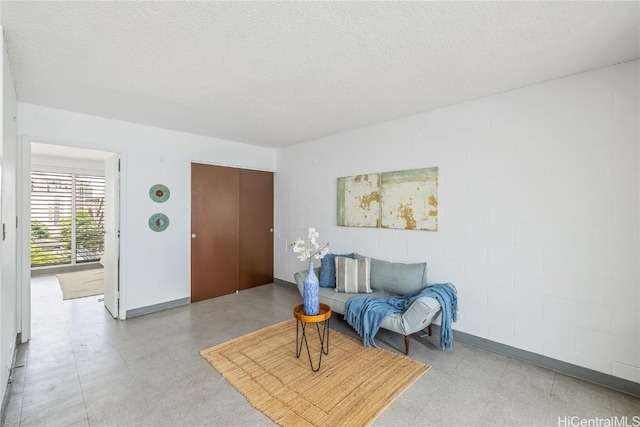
[
  {"left": 18, "top": 104, "right": 276, "bottom": 315},
  {"left": 1, "top": 37, "right": 18, "bottom": 405},
  {"left": 275, "top": 61, "right": 640, "bottom": 383}
]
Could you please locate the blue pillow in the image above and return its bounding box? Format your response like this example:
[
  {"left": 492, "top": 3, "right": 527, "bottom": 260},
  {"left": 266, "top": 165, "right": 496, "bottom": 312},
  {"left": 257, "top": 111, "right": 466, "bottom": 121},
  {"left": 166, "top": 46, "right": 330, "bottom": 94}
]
[{"left": 319, "top": 253, "right": 356, "bottom": 288}]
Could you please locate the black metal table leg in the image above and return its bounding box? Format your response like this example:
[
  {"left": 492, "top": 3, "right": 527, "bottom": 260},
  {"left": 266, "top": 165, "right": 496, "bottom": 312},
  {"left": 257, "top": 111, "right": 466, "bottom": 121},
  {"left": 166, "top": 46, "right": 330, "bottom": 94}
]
[
  {"left": 296, "top": 317, "right": 330, "bottom": 372},
  {"left": 293, "top": 303, "right": 332, "bottom": 372}
]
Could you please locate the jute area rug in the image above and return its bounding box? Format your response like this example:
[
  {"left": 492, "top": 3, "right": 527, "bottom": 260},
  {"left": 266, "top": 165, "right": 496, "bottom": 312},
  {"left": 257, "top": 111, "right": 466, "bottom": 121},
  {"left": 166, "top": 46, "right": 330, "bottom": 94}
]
[
  {"left": 200, "top": 319, "right": 430, "bottom": 427},
  {"left": 56, "top": 269, "right": 104, "bottom": 300}
]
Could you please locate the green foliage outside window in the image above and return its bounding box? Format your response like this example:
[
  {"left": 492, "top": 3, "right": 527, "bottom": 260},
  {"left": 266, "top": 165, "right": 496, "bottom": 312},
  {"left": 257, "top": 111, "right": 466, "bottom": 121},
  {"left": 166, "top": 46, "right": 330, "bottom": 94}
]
[
  {"left": 30, "top": 245, "right": 69, "bottom": 266},
  {"left": 60, "top": 209, "right": 105, "bottom": 254},
  {"left": 31, "top": 220, "right": 50, "bottom": 239},
  {"left": 30, "top": 210, "right": 103, "bottom": 267}
]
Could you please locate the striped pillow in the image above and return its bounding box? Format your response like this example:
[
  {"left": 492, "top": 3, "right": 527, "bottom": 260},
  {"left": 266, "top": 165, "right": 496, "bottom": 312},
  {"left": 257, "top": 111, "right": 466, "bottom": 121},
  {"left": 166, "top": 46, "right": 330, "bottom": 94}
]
[{"left": 335, "top": 256, "right": 371, "bottom": 293}]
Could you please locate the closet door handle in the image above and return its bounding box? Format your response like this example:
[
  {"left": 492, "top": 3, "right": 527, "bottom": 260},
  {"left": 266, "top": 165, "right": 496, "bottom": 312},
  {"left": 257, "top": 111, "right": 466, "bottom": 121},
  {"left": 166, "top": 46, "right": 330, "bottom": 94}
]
[{"left": 191, "top": 233, "right": 197, "bottom": 239}]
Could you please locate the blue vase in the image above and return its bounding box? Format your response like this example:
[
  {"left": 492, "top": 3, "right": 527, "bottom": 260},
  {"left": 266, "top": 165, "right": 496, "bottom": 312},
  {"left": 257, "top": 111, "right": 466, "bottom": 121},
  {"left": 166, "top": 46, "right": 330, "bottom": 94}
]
[{"left": 303, "top": 261, "right": 320, "bottom": 315}]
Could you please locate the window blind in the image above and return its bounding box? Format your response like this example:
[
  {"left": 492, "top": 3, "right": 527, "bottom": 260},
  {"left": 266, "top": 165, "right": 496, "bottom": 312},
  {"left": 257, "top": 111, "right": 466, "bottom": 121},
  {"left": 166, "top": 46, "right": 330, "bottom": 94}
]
[
  {"left": 75, "top": 174, "right": 105, "bottom": 263},
  {"left": 30, "top": 171, "right": 105, "bottom": 267}
]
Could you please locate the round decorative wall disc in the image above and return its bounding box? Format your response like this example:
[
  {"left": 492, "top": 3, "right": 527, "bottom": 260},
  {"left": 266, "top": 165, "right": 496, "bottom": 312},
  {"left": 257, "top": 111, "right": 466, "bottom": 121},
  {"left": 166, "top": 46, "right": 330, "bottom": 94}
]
[
  {"left": 148, "top": 213, "right": 170, "bottom": 232},
  {"left": 149, "top": 184, "right": 170, "bottom": 203}
]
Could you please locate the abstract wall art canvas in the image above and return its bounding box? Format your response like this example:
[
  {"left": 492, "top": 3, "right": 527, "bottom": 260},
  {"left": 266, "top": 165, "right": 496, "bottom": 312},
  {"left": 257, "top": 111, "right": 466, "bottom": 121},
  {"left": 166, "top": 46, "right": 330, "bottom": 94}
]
[
  {"left": 337, "top": 173, "right": 380, "bottom": 228},
  {"left": 380, "top": 167, "right": 438, "bottom": 231},
  {"left": 337, "top": 167, "right": 438, "bottom": 231}
]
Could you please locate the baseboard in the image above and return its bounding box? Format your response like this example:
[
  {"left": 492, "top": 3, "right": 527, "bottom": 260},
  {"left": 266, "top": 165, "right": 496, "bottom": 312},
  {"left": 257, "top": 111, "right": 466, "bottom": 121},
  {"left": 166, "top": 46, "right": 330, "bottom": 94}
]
[
  {"left": 273, "top": 278, "right": 293, "bottom": 287},
  {"left": 0, "top": 335, "right": 21, "bottom": 425},
  {"left": 427, "top": 325, "right": 640, "bottom": 398},
  {"left": 274, "top": 278, "right": 640, "bottom": 398},
  {"left": 125, "top": 297, "right": 190, "bottom": 318}
]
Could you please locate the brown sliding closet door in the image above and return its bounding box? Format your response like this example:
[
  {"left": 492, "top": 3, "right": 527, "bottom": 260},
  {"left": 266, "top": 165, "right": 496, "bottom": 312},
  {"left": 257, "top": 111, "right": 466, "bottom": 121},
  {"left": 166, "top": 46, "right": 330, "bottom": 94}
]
[
  {"left": 191, "top": 163, "right": 274, "bottom": 302},
  {"left": 191, "top": 164, "right": 240, "bottom": 302},
  {"left": 239, "top": 169, "right": 274, "bottom": 290}
]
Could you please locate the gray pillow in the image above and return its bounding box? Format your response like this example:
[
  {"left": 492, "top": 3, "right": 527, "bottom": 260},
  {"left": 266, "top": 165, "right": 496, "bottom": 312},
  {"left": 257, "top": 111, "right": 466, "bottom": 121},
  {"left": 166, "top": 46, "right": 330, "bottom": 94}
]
[
  {"left": 319, "top": 253, "right": 356, "bottom": 288},
  {"left": 364, "top": 257, "right": 427, "bottom": 295},
  {"left": 334, "top": 256, "right": 372, "bottom": 293}
]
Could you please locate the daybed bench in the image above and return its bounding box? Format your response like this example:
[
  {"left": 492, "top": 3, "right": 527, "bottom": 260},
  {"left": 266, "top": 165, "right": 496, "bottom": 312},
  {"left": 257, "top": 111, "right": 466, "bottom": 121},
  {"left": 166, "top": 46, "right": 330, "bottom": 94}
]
[{"left": 294, "top": 255, "right": 447, "bottom": 355}]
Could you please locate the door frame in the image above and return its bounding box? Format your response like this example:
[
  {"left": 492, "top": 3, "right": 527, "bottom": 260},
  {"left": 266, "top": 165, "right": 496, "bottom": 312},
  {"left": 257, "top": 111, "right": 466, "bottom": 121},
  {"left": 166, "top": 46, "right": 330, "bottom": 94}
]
[
  {"left": 17, "top": 136, "right": 30, "bottom": 342},
  {"left": 103, "top": 153, "right": 120, "bottom": 318}
]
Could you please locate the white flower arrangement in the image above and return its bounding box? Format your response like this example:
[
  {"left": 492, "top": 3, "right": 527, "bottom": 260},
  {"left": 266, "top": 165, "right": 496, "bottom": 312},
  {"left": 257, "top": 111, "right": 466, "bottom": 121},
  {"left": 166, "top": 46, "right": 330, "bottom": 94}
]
[{"left": 289, "top": 227, "right": 330, "bottom": 262}]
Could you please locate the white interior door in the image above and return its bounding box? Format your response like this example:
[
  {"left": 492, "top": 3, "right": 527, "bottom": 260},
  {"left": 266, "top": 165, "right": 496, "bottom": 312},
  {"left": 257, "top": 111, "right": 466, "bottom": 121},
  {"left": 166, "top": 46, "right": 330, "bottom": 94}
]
[{"left": 103, "top": 154, "right": 120, "bottom": 318}]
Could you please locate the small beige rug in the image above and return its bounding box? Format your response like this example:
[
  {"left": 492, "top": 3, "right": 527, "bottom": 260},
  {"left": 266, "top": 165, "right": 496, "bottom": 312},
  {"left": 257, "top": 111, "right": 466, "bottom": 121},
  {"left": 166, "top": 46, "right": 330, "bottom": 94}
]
[
  {"left": 200, "top": 319, "right": 430, "bottom": 427},
  {"left": 56, "top": 269, "right": 104, "bottom": 300}
]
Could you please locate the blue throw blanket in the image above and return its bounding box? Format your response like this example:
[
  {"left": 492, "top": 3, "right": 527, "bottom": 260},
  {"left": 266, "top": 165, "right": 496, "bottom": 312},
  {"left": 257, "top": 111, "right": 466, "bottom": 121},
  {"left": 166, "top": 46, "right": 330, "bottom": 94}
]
[{"left": 344, "top": 283, "right": 458, "bottom": 350}]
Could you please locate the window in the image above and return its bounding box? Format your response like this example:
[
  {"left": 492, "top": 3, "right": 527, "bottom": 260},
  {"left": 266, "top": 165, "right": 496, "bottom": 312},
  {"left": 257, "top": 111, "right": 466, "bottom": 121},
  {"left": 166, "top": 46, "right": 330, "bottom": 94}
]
[{"left": 30, "top": 171, "right": 105, "bottom": 267}]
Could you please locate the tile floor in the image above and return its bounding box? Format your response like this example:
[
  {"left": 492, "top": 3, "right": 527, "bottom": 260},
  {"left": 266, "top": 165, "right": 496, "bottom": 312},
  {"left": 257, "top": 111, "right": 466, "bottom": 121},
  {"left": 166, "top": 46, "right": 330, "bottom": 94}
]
[{"left": 2, "top": 275, "right": 639, "bottom": 426}]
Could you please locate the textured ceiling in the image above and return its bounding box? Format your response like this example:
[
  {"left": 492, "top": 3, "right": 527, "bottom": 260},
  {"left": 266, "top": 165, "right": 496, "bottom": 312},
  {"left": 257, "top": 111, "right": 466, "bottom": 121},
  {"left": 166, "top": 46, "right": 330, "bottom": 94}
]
[{"left": 2, "top": 2, "right": 639, "bottom": 148}]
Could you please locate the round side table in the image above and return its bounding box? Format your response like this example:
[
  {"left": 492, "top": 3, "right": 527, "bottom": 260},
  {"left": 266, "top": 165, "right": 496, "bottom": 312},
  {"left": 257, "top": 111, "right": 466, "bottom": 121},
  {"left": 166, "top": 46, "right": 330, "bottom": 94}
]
[{"left": 293, "top": 303, "right": 332, "bottom": 372}]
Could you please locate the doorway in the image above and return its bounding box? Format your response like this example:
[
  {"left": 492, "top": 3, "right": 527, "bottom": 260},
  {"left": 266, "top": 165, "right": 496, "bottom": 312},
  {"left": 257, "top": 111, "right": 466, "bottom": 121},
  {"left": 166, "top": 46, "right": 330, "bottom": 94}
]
[{"left": 25, "top": 143, "right": 120, "bottom": 333}]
